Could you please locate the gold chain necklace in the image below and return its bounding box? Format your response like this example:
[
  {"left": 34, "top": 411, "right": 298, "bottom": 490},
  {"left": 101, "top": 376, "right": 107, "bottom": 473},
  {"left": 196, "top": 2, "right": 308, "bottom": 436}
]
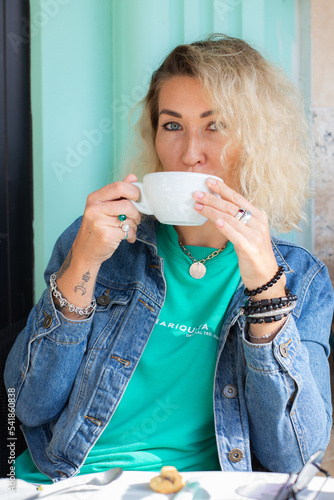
[{"left": 179, "top": 242, "right": 227, "bottom": 279}]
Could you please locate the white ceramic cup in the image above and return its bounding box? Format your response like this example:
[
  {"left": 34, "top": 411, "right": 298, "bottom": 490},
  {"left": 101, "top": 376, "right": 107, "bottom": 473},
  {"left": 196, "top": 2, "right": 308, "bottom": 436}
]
[{"left": 130, "top": 171, "right": 222, "bottom": 226}]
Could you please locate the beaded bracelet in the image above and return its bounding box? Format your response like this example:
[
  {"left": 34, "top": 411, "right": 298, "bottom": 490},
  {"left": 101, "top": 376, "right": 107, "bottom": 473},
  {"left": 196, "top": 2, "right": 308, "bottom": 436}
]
[
  {"left": 241, "top": 284, "right": 297, "bottom": 324},
  {"left": 244, "top": 266, "right": 285, "bottom": 297},
  {"left": 242, "top": 288, "right": 297, "bottom": 316},
  {"left": 50, "top": 273, "right": 96, "bottom": 317},
  {"left": 244, "top": 302, "right": 296, "bottom": 324}
]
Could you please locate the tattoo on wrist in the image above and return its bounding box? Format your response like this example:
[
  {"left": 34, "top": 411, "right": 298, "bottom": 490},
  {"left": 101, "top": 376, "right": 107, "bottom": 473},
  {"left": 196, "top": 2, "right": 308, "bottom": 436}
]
[{"left": 74, "top": 271, "right": 91, "bottom": 296}]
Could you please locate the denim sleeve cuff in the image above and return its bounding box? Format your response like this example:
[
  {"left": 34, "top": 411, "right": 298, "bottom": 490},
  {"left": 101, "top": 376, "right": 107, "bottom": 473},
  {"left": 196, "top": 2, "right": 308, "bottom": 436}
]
[
  {"left": 35, "top": 287, "right": 94, "bottom": 344},
  {"left": 242, "top": 315, "right": 300, "bottom": 372}
]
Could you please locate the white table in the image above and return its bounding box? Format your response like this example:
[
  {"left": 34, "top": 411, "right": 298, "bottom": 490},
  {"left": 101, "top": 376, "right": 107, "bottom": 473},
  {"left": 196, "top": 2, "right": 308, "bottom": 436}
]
[{"left": 1, "top": 470, "right": 334, "bottom": 499}]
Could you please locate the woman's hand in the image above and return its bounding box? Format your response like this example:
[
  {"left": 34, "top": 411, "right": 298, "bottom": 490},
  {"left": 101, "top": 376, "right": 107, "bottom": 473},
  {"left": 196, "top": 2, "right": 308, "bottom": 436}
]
[
  {"left": 73, "top": 174, "right": 141, "bottom": 268},
  {"left": 55, "top": 174, "right": 141, "bottom": 318},
  {"left": 194, "top": 177, "right": 287, "bottom": 341}
]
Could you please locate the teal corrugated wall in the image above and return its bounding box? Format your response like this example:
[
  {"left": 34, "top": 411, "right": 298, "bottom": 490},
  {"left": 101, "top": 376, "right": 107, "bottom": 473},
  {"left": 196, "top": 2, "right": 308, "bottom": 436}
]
[{"left": 30, "top": 0, "right": 310, "bottom": 299}]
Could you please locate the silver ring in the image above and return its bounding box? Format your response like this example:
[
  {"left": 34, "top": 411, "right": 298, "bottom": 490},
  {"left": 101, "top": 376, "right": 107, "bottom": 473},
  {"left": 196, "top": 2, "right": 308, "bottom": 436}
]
[
  {"left": 235, "top": 208, "right": 252, "bottom": 225},
  {"left": 121, "top": 223, "right": 130, "bottom": 240},
  {"left": 240, "top": 210, "right": 252, "bottom": 225}
]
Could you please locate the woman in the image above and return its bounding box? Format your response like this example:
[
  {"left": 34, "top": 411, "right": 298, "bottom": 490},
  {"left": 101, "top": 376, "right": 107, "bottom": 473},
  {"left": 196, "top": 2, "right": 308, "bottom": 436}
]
[{"left": 5, "top": 35, "right": 333, "bottom": 483}]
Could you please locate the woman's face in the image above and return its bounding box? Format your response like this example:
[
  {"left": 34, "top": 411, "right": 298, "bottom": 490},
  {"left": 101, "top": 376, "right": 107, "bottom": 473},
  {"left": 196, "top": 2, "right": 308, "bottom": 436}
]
[{"left": 155, "top": 76, "right": 239, "bottom": 186}]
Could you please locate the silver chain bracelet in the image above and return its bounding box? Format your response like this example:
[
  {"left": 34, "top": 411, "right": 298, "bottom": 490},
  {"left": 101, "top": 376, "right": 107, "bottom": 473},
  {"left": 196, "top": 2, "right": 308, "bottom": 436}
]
[
  {"left": 248, "top": 316, "right": 289, "bottom": 340},
  {"left": 50, "top": 273, "right": 96, "bottom": 317}
]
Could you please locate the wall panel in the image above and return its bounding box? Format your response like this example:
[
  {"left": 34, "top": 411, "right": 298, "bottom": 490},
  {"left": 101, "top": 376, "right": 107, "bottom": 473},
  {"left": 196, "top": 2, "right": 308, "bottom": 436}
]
[{"left": 30, "top": 0, "right": 309, "bottom": 299}]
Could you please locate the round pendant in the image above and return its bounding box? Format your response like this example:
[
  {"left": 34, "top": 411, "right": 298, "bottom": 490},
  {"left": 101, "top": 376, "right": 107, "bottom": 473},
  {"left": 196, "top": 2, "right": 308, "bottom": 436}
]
[{"left": 189, "top": 262, "right": 206, "bottom": 279}]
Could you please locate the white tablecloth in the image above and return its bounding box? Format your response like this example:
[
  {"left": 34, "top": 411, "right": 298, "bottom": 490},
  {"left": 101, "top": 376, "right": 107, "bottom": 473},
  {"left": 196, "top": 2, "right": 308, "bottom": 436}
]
[{"left": 1, "top": 470, "right": 334, "bottom": 500}]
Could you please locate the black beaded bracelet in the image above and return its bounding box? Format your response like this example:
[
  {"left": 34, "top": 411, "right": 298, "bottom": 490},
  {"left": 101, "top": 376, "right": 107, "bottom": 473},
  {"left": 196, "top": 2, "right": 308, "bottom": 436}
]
[
  {"left": 243, "top": 288, "right": 297, "bottom": 316},
  {"left": 243, "top": 300, "right": 296, "bottom": 324},
  {"left": 244, "top": 266, "right": 285, "bottom": 297},
  {"left": 245, "top": 310, "right": 291, "bottom": 324}
]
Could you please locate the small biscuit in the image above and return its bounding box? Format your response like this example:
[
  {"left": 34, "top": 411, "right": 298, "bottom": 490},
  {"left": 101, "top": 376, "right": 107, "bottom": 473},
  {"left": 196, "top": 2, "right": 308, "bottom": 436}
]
[{"left": 150, "top": 466, "right": 186, "bottom": 494}]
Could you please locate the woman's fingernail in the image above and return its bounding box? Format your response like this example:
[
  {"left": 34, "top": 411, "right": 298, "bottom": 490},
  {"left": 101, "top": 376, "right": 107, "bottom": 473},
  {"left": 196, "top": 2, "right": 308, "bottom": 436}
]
[
  {"left": 208, "top": 177, "right": 219, "bottom": 185},
  {"left": 195, "top": 203, "right": 204, "bottom": 210},
  {"left": 216, "top": 218, "right": 225, "bottom": 228},
  {"left": 194, "top": 191, "right": 204, "bottom": 199}
]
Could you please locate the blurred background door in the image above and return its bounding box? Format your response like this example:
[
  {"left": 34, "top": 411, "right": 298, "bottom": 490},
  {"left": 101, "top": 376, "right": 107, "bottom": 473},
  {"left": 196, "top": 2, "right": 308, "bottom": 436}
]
[{"left": 0, "top": 0, "right": 33, "bottom": 332}]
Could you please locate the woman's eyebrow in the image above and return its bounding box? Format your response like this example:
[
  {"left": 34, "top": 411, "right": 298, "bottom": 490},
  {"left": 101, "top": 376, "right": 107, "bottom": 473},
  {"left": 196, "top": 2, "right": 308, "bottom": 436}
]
[
  {"left": 159, "top": 109, "right": 182, "bottom": 118},
  {"left": 159, "top": 109, "right": 214, "bottom": 118},
  {"left": 200, "top": 110, "right": 214, "bottom": 118}
]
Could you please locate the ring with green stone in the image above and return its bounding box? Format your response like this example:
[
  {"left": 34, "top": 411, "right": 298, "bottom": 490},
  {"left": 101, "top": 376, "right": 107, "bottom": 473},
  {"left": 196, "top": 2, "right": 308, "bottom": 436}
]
[{"left": 118, "top": 214, "right": 127, "bottom": 222}]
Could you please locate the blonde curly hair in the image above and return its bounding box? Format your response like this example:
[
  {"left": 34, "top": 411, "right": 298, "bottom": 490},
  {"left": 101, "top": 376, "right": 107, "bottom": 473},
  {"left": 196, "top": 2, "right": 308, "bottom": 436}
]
[{"left": 125, "top": 34, "right": 311, "bottom": 232}]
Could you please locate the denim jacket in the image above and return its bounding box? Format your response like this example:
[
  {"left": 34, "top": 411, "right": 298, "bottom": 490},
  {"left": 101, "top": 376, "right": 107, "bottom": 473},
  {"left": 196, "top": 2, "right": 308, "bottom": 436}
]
[{"left": 4, "top": 216, "right": 334, "bottom": 482}]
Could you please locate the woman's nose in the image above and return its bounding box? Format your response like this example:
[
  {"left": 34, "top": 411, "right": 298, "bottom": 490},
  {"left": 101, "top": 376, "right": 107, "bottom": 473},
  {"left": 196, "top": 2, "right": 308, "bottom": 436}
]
[{"left": 181, "top": 133, "right": 206, "bottom": 166}]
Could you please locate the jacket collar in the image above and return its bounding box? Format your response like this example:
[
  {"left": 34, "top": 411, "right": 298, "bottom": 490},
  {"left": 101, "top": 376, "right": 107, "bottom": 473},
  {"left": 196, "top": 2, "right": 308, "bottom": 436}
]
[
  {"left": 271, "top": 238, "right": 294, "bottom": 274},
  {"left": 136, "top": 215, "right": 159, "bottom": 250}
]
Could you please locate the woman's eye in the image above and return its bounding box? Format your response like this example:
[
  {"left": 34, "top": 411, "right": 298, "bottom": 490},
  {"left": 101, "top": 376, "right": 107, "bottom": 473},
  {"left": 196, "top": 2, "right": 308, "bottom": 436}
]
[
  {"left": 208, "top": 121, "right": 218, "bottom": 131},
  {"left": 162, "top": 122, "right": 182, "bottom": 131}
]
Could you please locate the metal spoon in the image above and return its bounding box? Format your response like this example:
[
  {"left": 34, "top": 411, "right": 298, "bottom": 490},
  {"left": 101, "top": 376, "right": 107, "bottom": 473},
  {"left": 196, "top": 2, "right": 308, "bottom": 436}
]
[{"left": 35, "top": 467, "right": 123, "bottom": 498}]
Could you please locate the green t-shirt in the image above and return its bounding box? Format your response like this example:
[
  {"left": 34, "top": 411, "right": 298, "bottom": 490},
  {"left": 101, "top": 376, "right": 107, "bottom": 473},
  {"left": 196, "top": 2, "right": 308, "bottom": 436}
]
[{"left": 15, "top": 224, "right": 240, "bottom": 483}]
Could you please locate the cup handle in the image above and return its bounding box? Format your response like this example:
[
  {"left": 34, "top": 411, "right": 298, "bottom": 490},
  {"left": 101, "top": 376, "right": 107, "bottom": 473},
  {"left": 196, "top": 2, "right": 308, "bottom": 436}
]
[{"left": 130, "top": 182, "right": 153, "bottom": 215}]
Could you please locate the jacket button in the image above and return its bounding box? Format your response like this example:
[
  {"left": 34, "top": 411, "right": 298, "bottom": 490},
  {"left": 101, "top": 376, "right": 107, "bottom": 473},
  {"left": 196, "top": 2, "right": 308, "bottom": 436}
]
[
  {"left": 43, "top": 314, "right": 53, "bottom": 329},
  {"left": 223, "top": 384, "right": 238, "bottom": 399},
  {"left": 228, "top": 448, "right": 244, "bottom": 463},
  {"left": 279, "top": 343, "right": 289, "bottom": 358},
  {"left": 97, "top": 295, "right": 111, "bottom": 306}
]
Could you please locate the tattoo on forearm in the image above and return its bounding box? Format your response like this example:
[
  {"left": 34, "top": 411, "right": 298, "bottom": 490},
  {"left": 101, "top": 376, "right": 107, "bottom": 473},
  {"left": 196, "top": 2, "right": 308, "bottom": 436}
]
[
  {"left": 74, "top": 271, "right": 91, "bottom": 296},
  {"left": 58, "top": 248, "right": 73, "bottom": 279}
]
